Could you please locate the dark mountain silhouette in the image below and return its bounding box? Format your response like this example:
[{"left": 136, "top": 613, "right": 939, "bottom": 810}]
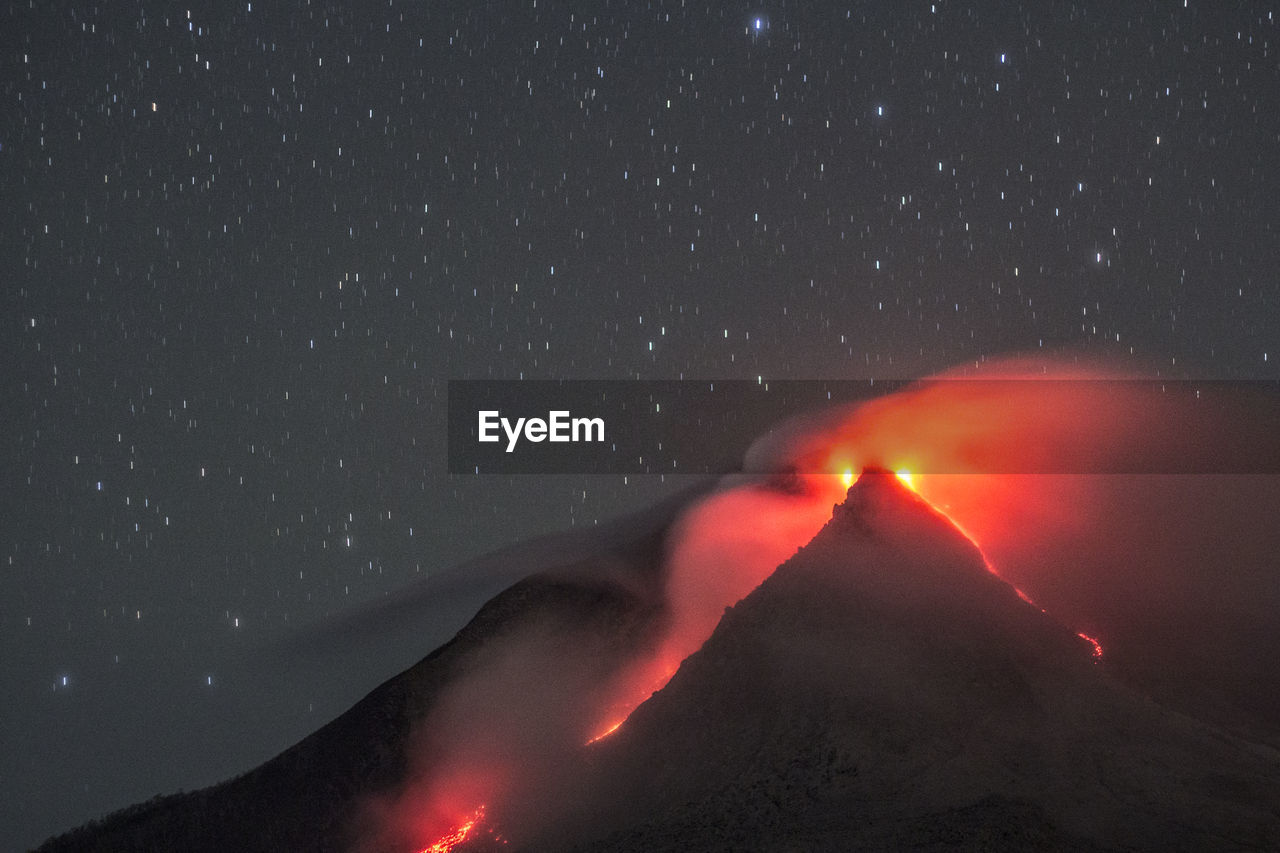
[
  {"left": 36, "top": 471, "right": 1280, "bottom": 851},
  {"left": 530, "top": 471, "right": 1280, "bottom": 851},
  {"left": 33, "top": 511, "right": 679, "bottom": 853}
]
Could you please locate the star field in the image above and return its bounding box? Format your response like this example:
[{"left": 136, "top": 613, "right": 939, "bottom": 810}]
[{"left": 3, "top": 1, "right": 1278, "bottom": 847}]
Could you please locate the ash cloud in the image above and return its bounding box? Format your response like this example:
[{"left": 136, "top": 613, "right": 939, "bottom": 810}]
[
  {"left": 360, "top": 355, "right": 1280, "bottom": 850},
  {"left": 353, "top": 471, "right": 839, "bottom": 851},
  {"left": 748, "top": 355, "right": 1280, "bottom": 735}
]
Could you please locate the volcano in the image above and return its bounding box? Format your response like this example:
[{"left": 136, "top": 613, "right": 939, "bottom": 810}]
[
  {"left": 37, "top": 471, "right": 1280, "bottom": 852},
  {"left": 534, "top": 470, "right": 1280, "bottom": 850}
]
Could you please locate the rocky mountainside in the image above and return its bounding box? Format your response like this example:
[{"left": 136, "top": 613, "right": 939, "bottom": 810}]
[
  {"left": 33, "top": 518, "right": 675, "bottom": 853},
  {"left": 533, "top": 471, "right": 1280, "bottom": 851},
  {"left": 37, "top": 471, "right": 1280, "bottom": 851}
]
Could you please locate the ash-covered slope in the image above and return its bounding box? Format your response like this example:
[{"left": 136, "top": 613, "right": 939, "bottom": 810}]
[
  {"left": 37, "top": 471, "right": 1280, "bottom": 852},
  {"left": 539, "top": 471, "right": 1280, "bottom": 852},
  {"left": 32, "top": 519, "right": 676, "bottom": 853}
]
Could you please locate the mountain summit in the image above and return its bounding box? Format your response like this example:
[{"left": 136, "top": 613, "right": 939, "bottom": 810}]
[
  {"left": 529, "top": 470, "right": 1280, "bottom": 851},
  {"left": 38, "top": 470, "right": 1280, "bottom": 852}
]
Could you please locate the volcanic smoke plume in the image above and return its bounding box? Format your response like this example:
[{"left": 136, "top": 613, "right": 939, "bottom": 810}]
[
  {"left": 351, "top": 357, "right": 1280, "bottom": 852},
  {"left": 527, "top": 469, "right": 1280, "bottom": 851},
  {"left": 30, "top": 358, "right": 1280, "bottom": 852},
  {"left": 748, "top": 358, "right": 1280, "bottom": 733},
  {"left": 355, "top": 472, "right": 846, "bottom": 851}
]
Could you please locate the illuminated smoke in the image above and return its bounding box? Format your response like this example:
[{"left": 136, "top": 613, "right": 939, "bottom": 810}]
[
  {"left": 887, "top": 465, "right": 1103, "bottom": 660},
  {"left": 356, "top": 472, "right": 843, "bottom": 850},
  {"left": 746, "top": 355, "right": 1280, "bottom": 729},
  {"left": 416, "top": 805, "right": 488, "bottom": 853},
  {"left": 362, "top": 355, "right": 1280, "bottom": 849}
]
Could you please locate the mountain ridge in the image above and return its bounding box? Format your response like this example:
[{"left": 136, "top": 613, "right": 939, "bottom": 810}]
[
  {"left": 33, "top": 512, "right": 678, "bottom": 853},
  {"left": 531, "top": 471, "right": 1280, "bottom": 851},
  {"left": 35, "top": 471, "right": 1280, "bottom": 852}
]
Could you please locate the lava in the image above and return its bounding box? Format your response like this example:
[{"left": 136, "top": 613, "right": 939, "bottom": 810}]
[
  {"left": 889, "top": 467, "right": 1105, "bottom": 661},
  {"left": 583, "top": 461, "right": 1108, "bottom": 761},
  {"left": 378, "top": 359, "right": 1280, "bottom": 848},
  {"left": 418, "top": 805, "right": 487, "bottom": 853},
  {"left": 1076, "top": 631, "right": 1105, "bottom": 659},
  {"left": 586, "top": 720, "right": 623, "bottom": 744},
  {"left": 578, "top": 474, "right": 848, "bottom": 746},
  {"left": 394, "top": 472, "right": 1106, "bottom": 849},
  {"left": 360, "top": 472, "right": 843, "bottom": 852},
  {"left": 584, "top": 658, "right": 683, "bottom": 745},
  {"left": 587, "top": 461, "right": 1106, "bottom": 768}
]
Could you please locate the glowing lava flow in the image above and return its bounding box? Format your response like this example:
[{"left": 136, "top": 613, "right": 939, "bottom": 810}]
[
  {"left": 400, "top": 459, "right": 1107, "bottom": 851},
  {"left": 586, "top": 720, "right": 623, "bottom": 744},
  {"left": 580, "top": 466, "right": 1105, "bottom": 759},
  {"left": 580, "top": 474, "right": 853, "bottom": 748},
  {"left": 585, "top": 660, "right": 681, "bottom": 745},
  {"left": 417, "top": 805, "right": 490, "bottom": 853},
  {"left": 1076, "top": 631, "right": 1105, "bottom": 659},
  {"left": 898, "top": 468, "right": 1105, "bottom": 662}
]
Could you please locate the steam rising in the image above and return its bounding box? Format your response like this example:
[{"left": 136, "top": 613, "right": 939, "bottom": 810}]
[{"left": 361, "top": 356, "right": 1280, "bottom": 851}]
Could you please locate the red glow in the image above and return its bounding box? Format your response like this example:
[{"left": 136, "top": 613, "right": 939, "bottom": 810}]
[
  {"left": 586, "top": 719, "right": 623, "bottom": 744},
  {"left": 373, "top": 357, "right": 1280, "bottom": 847},
  {"left": 366, "top": 477, "right": 844, "bottom": 850},
  {"left": 418, "top": 805, "right": 487, "bottom": 853},
  {"left": 582, "top": 656, "right": 688, "bottom": 745},
  {"left": 581, "top": 474, "right": 846, "bottom": 746},
  {"left": 895, "top": 472, "right": 1104, "bottom": 660},
  {"left": 1076, "top": 631, "right": 1105, "bottom": 659}
]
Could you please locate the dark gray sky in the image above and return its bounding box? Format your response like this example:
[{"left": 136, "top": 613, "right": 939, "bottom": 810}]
[{"left": 3, "top": 1, "right": 1278, "bottom": 848}]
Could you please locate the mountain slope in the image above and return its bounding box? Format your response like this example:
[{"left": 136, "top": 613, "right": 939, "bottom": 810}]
[
  {"left": 539, "top": 471, "right": 1280, "bottom": 851},
  {"left": 36, "top": 471, "right": 1280, "bottom": 852},
  {"left": 33, "top": 517, "right": 678, "bottom": 853}
]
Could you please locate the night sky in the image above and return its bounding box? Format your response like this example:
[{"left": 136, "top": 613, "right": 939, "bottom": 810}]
[{"left": 4, "top": 1, "right": 1278, "bottom": 848}]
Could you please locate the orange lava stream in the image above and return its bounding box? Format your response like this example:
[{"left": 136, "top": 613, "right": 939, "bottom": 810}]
[
  {"left": 1076, "top": 631, "right": 1105, "bottom": 659},
  {"left": 405, "top": 462, "right": 1109, "bottom": 853},
  {"left": 899, "top": 470, "right": 1105, "bottom": 662},
  {"left": 585, "top": 661, "right": 680, "bottom": 745},
  {"left": 418, "top": 805, "right": 487, "bottom": 853},
  {"left": 578, "top": 468, "right": 1106, "bottom": 776},
  {"left": 583, "top": 467, "right": 1105, "bottom": 759},
  {"left": 586, "top": 719, "right": 623, "bottom": 744}
]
